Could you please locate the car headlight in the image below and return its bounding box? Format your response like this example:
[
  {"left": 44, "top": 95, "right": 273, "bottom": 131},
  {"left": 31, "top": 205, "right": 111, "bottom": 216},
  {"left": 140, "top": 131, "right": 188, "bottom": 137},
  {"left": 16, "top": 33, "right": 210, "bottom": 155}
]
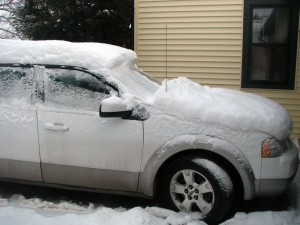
[{"left": 261, "top": 138, "right": 285, "bottom": 158}]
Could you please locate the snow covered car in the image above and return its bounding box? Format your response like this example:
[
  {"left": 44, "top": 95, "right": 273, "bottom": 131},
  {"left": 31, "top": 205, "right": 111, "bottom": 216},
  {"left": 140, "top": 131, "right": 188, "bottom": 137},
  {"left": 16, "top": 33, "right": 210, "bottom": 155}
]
[{"left": 0, "top": 40, "right": 298, "bottom": 224}]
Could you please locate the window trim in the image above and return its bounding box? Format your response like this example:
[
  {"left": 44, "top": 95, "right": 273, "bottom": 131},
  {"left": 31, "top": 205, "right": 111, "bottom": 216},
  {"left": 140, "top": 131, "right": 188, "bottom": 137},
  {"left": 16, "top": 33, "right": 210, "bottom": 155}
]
[{"left": 242, "top": 0, "right": 299, "bottom": 90}]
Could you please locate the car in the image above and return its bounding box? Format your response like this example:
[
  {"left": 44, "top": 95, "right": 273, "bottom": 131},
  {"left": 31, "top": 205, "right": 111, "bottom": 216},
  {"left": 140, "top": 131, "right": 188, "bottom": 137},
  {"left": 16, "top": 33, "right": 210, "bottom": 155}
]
[{"left": 0, "top": 39, "right": 298, "bottom": 224}]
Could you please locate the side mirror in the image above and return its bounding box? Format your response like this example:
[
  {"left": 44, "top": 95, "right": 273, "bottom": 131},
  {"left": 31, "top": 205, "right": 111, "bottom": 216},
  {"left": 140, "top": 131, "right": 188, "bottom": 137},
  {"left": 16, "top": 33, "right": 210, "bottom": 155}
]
[{"left": 99, "top": 96, "right": 132, "bottom": 118}]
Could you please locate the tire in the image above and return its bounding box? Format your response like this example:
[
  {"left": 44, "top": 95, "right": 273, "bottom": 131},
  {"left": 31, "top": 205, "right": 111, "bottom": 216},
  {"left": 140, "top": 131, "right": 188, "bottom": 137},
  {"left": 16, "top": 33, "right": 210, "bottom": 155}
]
[{"left": 161, "top": 155, "right": 234, "bottom": 225}]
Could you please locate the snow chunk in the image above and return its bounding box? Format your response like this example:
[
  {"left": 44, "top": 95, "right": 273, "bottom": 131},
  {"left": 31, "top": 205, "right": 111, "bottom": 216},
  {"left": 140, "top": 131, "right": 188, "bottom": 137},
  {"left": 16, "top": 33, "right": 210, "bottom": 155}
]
[
  {"left": 101, "top": 95, "right": 131, "bottom": 112},
  {"left": 0, "top": 39, "right": 136, "bottom": 75},
  {"left": 153, "top": 77, "right": 292, "bottom": 140}
]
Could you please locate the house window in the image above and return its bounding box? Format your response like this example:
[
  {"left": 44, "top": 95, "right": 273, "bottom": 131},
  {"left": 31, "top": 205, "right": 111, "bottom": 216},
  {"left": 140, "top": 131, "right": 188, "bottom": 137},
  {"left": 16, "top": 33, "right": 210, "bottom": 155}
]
[{"left": 242, "top": 0, "right": 299, "bottom": 89}]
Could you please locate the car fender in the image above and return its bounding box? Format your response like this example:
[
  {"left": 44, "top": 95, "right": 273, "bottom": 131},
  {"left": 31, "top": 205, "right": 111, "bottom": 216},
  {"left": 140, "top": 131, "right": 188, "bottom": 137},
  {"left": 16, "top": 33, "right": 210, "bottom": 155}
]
[{"left": 137, "top": 134, "right": 256, "bottom": 200}]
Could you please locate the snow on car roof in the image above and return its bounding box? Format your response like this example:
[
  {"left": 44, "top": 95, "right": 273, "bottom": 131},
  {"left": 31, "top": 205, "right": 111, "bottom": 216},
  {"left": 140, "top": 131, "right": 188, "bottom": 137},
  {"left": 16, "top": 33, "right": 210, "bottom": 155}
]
[{"left": 0, "top": 39, "right": 136, "bottom": 73}]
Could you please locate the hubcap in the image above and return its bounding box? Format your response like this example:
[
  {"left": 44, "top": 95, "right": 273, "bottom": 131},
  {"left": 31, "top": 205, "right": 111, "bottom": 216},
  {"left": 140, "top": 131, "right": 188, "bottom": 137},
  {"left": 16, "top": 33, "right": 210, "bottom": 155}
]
[{"left": 169, "top": 169, "right": 215, "bottom": 215}]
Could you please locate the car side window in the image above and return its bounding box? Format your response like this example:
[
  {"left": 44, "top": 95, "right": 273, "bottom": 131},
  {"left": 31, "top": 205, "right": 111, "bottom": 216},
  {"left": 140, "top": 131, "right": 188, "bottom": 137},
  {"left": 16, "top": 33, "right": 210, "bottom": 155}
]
[
  {"left": 0, "top": 66, "right": 33, "bottom": 104},
  {"left": 44, "top": 68, "right": 114, "bottom": 111}
]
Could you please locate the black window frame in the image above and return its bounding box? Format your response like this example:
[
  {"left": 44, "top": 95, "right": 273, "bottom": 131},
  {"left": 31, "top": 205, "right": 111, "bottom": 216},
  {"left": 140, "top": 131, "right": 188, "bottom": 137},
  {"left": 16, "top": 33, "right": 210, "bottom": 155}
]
[{"left": 242, "top": 0, "right": 299, "bottom": 90}]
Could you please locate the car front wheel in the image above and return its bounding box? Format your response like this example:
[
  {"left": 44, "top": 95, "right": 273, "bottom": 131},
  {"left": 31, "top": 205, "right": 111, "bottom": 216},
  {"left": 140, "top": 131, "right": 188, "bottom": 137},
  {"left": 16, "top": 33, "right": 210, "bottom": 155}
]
[{"left": 161, "top": 155, "right": 234, "bottom": 224}]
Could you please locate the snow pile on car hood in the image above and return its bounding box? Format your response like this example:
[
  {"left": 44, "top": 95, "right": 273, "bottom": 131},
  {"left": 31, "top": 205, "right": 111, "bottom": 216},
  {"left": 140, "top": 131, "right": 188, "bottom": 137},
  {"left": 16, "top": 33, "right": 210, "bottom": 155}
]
[
  {"left": 152, "top": 77, "right": 292, "bottom": 140},
  {"left": 0, "top": 39, "right": 136, "bottom": 73}
]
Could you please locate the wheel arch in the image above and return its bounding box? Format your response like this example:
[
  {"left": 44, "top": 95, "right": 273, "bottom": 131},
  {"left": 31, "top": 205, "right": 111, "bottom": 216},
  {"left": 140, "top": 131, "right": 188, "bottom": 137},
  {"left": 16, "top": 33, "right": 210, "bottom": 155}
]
[
  {"left": 155, "top": 150, "right": 244, "bottom": 202},
  {"left": 137, "top": 135, "right": 256, "bottom": 200}
]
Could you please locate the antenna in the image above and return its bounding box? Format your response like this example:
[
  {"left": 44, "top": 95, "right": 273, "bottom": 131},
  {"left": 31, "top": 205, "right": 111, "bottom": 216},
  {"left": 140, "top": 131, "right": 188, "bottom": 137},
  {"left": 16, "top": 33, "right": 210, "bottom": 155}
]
[{"left": 165, "top": 24, "right": 168, "bottom": 92}]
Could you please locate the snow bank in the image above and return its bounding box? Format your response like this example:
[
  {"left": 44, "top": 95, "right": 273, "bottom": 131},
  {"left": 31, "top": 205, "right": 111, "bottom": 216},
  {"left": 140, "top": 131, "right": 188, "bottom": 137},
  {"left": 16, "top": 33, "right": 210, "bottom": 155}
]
[
  {"left": 1, "top": 193, "right": 300, "bottom": 225},
  {"left": 0, "top": 195, "right": 204, "bottom": 225},
  {"left": 152, "top": 77, "right": 293, "bottom": 140},
  {"left": 220, "top": 211, "right": 298, "bottom": 225},
  {"left": 0, "top": 40, "right": 136, "bottom": 74}
]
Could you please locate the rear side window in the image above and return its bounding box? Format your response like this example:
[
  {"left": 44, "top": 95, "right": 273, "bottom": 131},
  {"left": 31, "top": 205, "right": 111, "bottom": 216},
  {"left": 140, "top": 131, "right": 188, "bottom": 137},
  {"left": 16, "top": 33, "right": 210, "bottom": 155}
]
[
  {"left": 0, "top": 67, "right": 34, "bottom": 104},
  {"left": 44, "top": 68, "right": 114, "bottom": 111}
]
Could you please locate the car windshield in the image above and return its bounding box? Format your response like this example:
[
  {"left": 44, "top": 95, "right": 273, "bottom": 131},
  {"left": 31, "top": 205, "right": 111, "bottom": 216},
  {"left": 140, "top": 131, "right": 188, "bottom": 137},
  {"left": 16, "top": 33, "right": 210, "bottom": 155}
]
[{"left": 111, "top": 66, "right": 161, "bottom": 100}]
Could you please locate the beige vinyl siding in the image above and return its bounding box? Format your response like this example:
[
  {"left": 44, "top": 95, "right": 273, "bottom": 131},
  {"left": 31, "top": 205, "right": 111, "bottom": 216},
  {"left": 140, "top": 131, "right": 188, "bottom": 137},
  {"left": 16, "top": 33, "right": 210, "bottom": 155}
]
[
  {"left": 135, "top": 0, "right": 243, "bottom": 90},
  {"left": 135, "top": 0, "right": 300, "bottom": 138}
]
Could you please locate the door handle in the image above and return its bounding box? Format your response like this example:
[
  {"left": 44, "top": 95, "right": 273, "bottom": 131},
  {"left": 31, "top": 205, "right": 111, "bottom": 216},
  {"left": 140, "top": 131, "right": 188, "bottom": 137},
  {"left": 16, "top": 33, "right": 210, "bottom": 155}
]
[{"left": 44, "top": 123, "right": 69, "bottom": 131}]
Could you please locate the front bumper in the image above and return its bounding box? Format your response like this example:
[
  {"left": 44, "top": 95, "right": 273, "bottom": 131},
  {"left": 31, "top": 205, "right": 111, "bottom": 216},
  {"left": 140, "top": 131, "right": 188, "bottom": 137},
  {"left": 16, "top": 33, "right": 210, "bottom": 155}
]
[{"left": 256, "top": 139, "right": 299, "bottom": 197}]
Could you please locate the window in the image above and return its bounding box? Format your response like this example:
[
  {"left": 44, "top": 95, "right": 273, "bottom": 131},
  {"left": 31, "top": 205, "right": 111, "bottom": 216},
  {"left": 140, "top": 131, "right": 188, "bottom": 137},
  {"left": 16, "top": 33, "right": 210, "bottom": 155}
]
[
  {"left": 0, "top": 66, "right": 34, "bottom": 104},
  {"left": 44, "top": 68, "right": 115, "bottom": 111},
  {"left": 242, "top": 0, "right": 299, "bottom": 89}
]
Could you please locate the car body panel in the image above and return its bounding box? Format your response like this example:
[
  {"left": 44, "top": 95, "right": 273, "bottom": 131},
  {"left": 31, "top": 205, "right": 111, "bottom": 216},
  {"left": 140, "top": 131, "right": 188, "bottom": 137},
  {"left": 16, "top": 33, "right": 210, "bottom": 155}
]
[
  {"left": 42, "top": 163, "right": 139, "bottom": 192},
  {"left": 138, "top": 107, "right": 269, "bottom": 199},
  {"left": 0, "top": 159, "right": 42, "bottom": 182},
  {"left": 37, "top": 110, "right": 143, "bottom": 171},
  {"left": 260, "top": 139, "right": 299, "bottom": 179},
  {"left": 0, "top": 107, "right": 40, "bottom": 163},
  {"left": 138, "top": 133, "right": 256, "bottom": 200},
  {"left": 140, "top": 108, "right": 266, "bottom": 179},
  {"left": 37, "top": 109, "right": 143, "bottom": 190},
  {"left": 258, "top": 178, "right": 295, "bottom": 197},
  {"left": 0, "top": 66, "right": 42, "bottom": 181}
]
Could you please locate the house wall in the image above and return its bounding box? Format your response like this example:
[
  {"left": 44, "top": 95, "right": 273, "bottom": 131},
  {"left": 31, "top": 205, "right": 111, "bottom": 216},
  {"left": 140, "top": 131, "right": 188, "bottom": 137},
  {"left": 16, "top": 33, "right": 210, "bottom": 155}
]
[{"left": 134, "top": 0, "right": 300, "bottom": 138}]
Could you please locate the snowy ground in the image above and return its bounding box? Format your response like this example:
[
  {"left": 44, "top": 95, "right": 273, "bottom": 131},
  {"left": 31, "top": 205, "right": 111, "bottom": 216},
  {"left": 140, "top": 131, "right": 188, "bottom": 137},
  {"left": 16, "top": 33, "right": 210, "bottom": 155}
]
[{"left": 0, "top": 169, "right": 299, "bottom": 225}]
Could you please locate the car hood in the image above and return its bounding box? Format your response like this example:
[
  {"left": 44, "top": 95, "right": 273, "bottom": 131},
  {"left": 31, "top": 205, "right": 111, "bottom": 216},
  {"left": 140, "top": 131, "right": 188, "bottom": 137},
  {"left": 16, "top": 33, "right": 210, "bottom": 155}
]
[{"left": 151, "top": 77, "right": 293, "bottom": 140}]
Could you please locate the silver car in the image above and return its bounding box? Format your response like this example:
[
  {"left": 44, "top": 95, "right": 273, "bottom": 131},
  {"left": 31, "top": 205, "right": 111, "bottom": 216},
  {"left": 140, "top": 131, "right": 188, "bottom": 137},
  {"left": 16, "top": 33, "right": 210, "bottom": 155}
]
[{"left": 0, "top": 40, "right": 298, "bottom": 224}]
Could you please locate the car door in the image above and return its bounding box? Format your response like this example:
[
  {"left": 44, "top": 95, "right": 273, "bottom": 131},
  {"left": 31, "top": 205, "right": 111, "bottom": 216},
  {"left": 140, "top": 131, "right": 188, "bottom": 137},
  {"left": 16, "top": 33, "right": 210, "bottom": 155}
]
[
  {"left": 36, "top": 66, "right": 143, "bottom": 192},
  {"left": 0, "top": 66, "right": 42, "bottom": 182}
]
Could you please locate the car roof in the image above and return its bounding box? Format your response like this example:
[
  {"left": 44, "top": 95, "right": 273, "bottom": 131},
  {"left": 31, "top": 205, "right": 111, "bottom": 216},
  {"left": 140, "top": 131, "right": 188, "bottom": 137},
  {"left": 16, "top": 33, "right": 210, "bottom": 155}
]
[{"left": 0, "top": 40, "right": 137, "bottom": 74}]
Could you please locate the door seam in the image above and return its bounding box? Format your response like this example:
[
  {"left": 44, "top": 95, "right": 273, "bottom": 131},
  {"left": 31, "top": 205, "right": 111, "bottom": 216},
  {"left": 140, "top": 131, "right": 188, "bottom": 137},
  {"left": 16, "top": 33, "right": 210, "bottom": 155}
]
[
  {"left": 36, "top": 110, "right": 45, "bottom": 182},
  {"left": 136, "top": 121, "right": 145, "bottom": 191}
]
